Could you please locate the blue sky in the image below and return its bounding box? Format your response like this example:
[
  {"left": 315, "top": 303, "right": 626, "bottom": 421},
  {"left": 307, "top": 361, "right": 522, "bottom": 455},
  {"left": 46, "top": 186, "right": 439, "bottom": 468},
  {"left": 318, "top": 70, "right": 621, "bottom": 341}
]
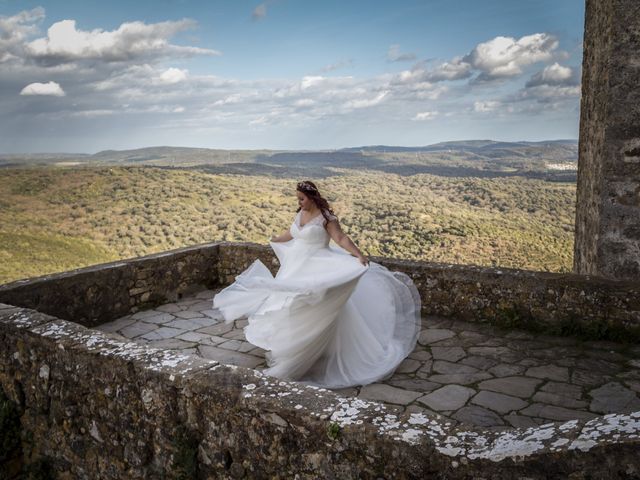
[{"left": 0, "top": 0, "right": 585, "bottom": 153}]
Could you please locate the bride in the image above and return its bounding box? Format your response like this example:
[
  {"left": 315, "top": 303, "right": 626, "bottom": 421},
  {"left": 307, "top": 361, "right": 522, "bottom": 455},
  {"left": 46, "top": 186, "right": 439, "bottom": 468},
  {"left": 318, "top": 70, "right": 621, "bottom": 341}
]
[{"left": 211, "top": 180, "right": 421, "bottom": 389}]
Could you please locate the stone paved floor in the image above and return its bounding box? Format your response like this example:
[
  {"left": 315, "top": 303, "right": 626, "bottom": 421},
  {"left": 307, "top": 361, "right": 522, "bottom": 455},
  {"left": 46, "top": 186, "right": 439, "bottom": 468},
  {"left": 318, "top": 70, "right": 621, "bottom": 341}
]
[{"left": 96, "top": 288, "right": 640, "bottom": 430}]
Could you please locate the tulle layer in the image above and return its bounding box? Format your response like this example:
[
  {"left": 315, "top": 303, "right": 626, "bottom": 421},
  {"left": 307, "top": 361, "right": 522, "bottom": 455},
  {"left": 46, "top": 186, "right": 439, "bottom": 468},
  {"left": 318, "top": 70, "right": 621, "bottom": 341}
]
[{"left": 212, "top": 240, "right": 422, "bottom": 388}]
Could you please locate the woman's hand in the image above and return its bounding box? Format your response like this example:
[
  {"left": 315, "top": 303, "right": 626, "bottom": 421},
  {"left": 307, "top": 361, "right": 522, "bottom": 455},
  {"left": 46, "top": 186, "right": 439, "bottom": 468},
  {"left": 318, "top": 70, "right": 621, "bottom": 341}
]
[{"left": 357, "top": 254, "right": 369, "bottom": 267}]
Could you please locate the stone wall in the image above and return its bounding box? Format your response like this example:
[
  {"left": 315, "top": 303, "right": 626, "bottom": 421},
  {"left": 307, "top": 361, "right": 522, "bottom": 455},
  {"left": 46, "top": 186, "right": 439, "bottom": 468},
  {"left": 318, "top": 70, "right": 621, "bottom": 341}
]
[
  {"left": 2, "top": 304, "right": 639, "bottom": 479},
  {"left": 2, "top": 241, "right": 639, "bottom": 342},
  {"left": 218, "top": 243, "right": 640, "bottom": 342},
  {"left": 0, "top": 243, "right": 220, "bottom": 329},
  {"left": 574, "top": 0, "right": 640, "bottom": 281}
]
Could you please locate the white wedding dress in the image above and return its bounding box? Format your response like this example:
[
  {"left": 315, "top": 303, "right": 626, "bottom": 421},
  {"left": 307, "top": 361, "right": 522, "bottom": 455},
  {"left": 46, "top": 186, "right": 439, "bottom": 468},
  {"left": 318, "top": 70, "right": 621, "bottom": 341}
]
[{"left": 211, "top": 209, "right": 422, "bottom": 389}]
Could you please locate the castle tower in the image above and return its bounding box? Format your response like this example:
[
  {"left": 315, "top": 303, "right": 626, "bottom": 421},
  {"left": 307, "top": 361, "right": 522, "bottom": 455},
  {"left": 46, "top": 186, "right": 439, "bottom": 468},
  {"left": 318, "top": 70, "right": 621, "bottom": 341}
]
[{"left": 574, "top": 0, "right": 640, "bottom": 280}]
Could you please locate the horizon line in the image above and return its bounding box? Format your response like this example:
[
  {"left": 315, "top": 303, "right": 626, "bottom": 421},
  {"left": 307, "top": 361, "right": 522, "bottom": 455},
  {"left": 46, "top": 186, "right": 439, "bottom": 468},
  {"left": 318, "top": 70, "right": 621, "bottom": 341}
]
[{"left": 0, "top": 138, "right": 579, "bottom": 156}]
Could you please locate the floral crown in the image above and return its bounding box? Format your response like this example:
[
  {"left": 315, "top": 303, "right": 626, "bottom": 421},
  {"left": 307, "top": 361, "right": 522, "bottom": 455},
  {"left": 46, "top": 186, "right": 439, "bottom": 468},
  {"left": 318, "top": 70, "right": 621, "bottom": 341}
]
[{"left": 297, "top": 181, "right": 318, "bottom": 193}]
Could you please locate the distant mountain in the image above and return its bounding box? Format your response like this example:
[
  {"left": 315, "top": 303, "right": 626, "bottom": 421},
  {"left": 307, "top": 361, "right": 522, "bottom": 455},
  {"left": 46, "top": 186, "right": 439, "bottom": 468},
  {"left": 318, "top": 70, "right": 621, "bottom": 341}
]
[
  {"left": 341, "top": 139, "right": 578, "bottom": 152},
  {"left": 340, "top": 139, "right": 577, "bottom": 155},
  {"left": 0, "top": 140, "right": 578, "bottom": 181}
]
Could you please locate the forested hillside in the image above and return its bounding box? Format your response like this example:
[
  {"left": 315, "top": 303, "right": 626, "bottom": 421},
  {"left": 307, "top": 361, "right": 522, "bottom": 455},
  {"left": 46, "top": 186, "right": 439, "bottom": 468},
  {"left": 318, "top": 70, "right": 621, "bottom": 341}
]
[{"left": 0, "top": 144, "right": 577, "bottom": 284}]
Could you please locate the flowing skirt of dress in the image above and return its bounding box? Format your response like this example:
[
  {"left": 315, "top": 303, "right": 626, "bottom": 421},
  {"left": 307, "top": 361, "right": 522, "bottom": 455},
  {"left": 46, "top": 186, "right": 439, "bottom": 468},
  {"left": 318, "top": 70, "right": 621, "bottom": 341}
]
[{"left": 211, "top": 239, "right": 422, "bottom": 389}]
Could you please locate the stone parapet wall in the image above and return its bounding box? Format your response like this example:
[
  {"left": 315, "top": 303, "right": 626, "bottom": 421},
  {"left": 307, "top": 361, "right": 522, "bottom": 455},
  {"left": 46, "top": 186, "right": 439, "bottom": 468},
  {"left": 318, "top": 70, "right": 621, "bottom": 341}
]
[
  {"left": 1, "top": 241, "right": 639, "bottom": 341},
  {"left": 0, "top": 244, "right": 220, "bottom": 329},
  {"left": 217, "top": 242, "right": 640, "bottom": 342},
  {"left": 1, "top": 304, "right": 639, "bottom": 479}
]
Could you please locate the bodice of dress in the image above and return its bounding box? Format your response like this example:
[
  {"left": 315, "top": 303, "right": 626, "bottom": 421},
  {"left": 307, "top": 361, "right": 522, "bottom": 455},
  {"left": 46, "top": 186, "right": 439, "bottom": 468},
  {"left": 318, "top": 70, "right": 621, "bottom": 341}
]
[{"left": 290, "top": 210, "right": 336, "bottom": 247}]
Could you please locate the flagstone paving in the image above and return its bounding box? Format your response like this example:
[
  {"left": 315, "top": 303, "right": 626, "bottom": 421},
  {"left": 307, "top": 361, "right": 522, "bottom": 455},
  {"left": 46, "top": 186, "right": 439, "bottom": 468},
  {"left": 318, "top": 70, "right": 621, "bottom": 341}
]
[{"left": 96, "top": 288, "right": 640, "bottom": 430}]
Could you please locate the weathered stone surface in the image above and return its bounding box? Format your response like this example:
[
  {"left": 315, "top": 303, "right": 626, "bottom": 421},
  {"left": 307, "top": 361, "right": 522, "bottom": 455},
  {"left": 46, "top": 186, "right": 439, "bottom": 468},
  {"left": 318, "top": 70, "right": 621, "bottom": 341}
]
[
  {"left": 195, "top": 289, "right": 215, "bottom": 300},
  {"left": 191, "top": 301, "right": 216, "bottom": 311},
  {"left": 156, "top": 303, "right": 182, "bottom": 313},
  {"left": 504, "top": 414, "right": 539, "bottom": 429},
  {"left": 131, "top": 309, "right": 161, "bottom": 320},
  {"left": 540, "top": 381, "right": 583, "bottom": 398},
  {"left": 140, "top": 312, "right": 175, "bottom": 324},
  {"left": 2, "top": 235, "right": 640, "bottom": 475},
  {"left": 222, "top": 329, "right": 248, "bottom": 340},
  {"left": 460, "top": 355, "right": 497, "bottom": 370},
  {"left": 525, "top": 365, "right": 570, "bottom": 382},
  {"left": 431, "top": 346, "right": 466, "bottom": 362},
  {"left": 428, "top": 373, "right": 492, "bottom": 385},
  {"left": 173, "top": 310, "right": 206, "bottom": 320},
  {"left": 235, "top": 318, "right": 250, "bottom": 328},
  {"left": 571, "top": 369, "right": 611, "bottom": 387},
  {"left": 197, "top": 322, "right": 234, "bottom": 336},
  {"left": 488, "top": 364, "right": 525, "bottom": 377},
  {"left": 478, "top": 377, "right": 542, "bottom": 398},
  {"left": 2, "top": 229, "right": 640, "bottom": 478},
  {"left": 201, "top": 309, "right": 224, "bottom": 319},
  {"left": 432, "top": 361, "right": 478, "bottom": 375},
  {"left": 96, "top": 316, "right": 136, "bottom": 333},
  {"left": 197, "top": 345, "right": 263, "bottom": 368},
  {"left": 408, "top": 350, "right": 432, "bottom": 361},
  {"left": 453, "top": 406, "right": 505, "bottom": 427},
  {"left": 140, "top": 326, "right": 184, "bottom": 341},
  {"left": 574, "top": 0, "right": 640, "bottom": 281},
  {"left": 395, "top": 358, "right": 421, "bottom": 373},
  {"left": 387, "top": 378, "right": 440, "bottom": 392},
  {"left": 84, "top": 284, "right": 640, "bottom": 434},
  {"left": 589, "top": 382, "right": 640, "bottom": 414},
  {"left": 358, "top": 384, "right": 422, "bottom": 405},
  {"left": 176, "top": 331, "right": 219, "bottom": 344},
  {"left": 531, "top": 392, "right": 588, "bottom": 410},
  {"left": 527, "top": 405, "right": 599, "bottom": 422},
  {"left": 147, "top": 338, "right": 198, "bottom": 350},
  {"left": 0, "top": 233, "right": 639, "bottom": 344},
  {"left": 418, "top": 329, "right": 455, "bottom": 345},
  {"left": 471, "top": 391, "right": 528, "bottom": 414},
  {"left": 236, "top": 342, "right": 256, "bottom": 353},
  {"left": 120, "top": 321, "right": 159, "bottom": 338},
  {"left": 626, "top": 380, "right": 640, "bottom": 394},
  {"left": 467, "top": 346, "right": 514, "bottom": 358},
  {"left": 218, "top": 339, "right": 244, "bottom": 351},
  {"left": 417, "top": 385, "right": 475, "bottom": 411}
]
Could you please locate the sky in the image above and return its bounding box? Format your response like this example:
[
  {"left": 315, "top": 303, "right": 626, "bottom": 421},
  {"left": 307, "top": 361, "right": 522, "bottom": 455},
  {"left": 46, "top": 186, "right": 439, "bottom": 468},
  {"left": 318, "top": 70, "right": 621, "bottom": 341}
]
[{"left": 0, "top": 0, "right": 586, "bottom": 153}]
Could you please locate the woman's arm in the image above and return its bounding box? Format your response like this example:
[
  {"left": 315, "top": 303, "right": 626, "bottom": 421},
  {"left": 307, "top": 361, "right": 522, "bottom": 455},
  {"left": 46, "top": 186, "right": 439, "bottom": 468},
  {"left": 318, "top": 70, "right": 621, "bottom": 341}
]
[
  {"left": 326, "top": 218, "right": 369, "bottom": 266},
  {"left": 270, "top": 229, "right": 293, "bottom": 242}
]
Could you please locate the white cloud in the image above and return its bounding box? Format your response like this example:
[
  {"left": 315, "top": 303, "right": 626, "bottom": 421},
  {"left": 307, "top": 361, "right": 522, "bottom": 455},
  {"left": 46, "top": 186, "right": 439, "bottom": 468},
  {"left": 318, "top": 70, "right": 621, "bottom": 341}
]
[
  {"left": 344, "top": 91, "right": 388, "bottom": 109},
  {"left": 517, "top": 84, "right": 581, "bottom": 103},
  {"left": 473, "top": 100, "right": 501, "bottom": 113},
  {"left": 0, "top": 9, "right": 580, "bottom": 150},
  {"left": 294, "top": 98, "right": 316, "bottom": 107},
  {"left": 413, "top": 111, "right": 439, "bottom": 121},
  {"left": 160, "top": 67, "right": 188, "bottom": 84},
  {"left": 26, "top": 18, "right": 220, "bottom": 64},
  {"left": 20, "top": 81, "right": 65, "bottom": 96},
  {"left": 393, "top": 32, "right": 561, "bottom": 87},
  {"left": 526, "top": 62, "right": 578, "bottom": 87},
  {"left": 0, "top": 7, "right": 45, "bottom": 63},
  {"left": 463, "top": 33, "right": 559, "bottom": 80},
  {"left": 300, "top": 76, "right": 326, "bottom": 90},
  {"left": 424, "top": 57, "right": 473, "bottom": 82},
  {"left": 68, "top": 109, "right": 114, "bottom": 117},
  {"left": 387, "top": 44, "right": 416, "bottom": 62}
]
